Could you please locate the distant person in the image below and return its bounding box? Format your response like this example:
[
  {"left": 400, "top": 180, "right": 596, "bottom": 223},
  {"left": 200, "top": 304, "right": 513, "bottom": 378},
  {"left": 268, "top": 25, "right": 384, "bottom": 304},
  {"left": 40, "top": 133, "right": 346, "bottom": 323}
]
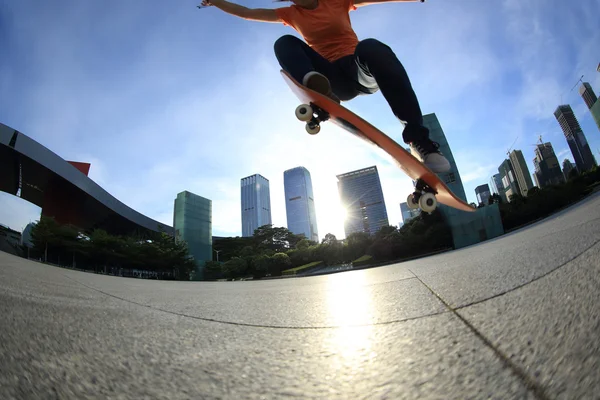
[{"left": 200, "top": 0, "right": 450, "bottom": 173}]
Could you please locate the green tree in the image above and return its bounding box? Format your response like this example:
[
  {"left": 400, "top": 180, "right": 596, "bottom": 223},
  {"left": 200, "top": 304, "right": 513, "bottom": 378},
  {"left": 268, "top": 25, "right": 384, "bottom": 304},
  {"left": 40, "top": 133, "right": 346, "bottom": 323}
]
[{"left": 222, "top": 257, "right": 248, "bottom": 279}]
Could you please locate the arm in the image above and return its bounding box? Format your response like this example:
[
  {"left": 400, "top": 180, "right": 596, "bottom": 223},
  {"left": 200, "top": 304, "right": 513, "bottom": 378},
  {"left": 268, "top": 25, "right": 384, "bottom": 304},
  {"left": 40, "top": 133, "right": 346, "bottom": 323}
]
[
  {"left": 353, "top": 0, "right": 424, "bottom": 8},
  {"left": 200, "top": 0, "right": 281, "bottom": 23}
]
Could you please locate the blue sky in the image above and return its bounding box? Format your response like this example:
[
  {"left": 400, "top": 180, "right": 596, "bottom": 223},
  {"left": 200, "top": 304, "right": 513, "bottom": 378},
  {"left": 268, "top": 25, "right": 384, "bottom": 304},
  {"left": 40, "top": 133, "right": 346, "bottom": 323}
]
[{"left": 1, "top": 0, "right": 599, "bottom": 239}]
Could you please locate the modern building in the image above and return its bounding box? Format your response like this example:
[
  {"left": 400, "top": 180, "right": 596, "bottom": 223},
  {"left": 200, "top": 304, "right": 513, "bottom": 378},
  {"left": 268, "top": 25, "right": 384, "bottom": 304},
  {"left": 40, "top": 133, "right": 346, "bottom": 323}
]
[
  {"left": 173, "top": 191, "right": 212, "bottom": 280},
  {"left": 533, "top": 142, "right": 564, "bottom": 188},
  {"left": 423, "top": 114, "right": 467, "bottom": 201},
  {"left": 337, "top": 166, "right": 389, "bottom": 237},
  {"left": 579, "top": 83, "right": 597, "bottom": 110},
  {"left": 489, "top": 173, "right": 505, "bottom": 202},
  {"left": 554, "top": 105, "right": 597, "bottom": 172},
  {"left": 241, "top": 174, "right": 272, "bottom": 237},
  {"left": 21, "top": 222, "right": 35, "bottom": 248},
  {"left": 0, "top": 123, "right": 173, "bottom": 236},
  {"left": 562, "top": 159, "right": 577, "bottom": 180},
  {"left": 579, "top": 82, "right": 600, "bottom": 132},
  {"left": 423, "top": 113, "right": 504, "bottom": 248},
  {"left": 498, "top": 159, "right": 520, "bottom": 201},
  {"left": 284, "top": 166, "right": 319, "bottom": 242},
  {"left": 0, "top": 224, "right": 22, "bottom": 255},
  {"left": 400, "top": 202, "right": 420, "bottom": 224},
  {"left": 509, "top": 150, "right": 534, "bottom": 196},
  {"left": 475, "top": 184, "right": 491, "bottom": 205}
]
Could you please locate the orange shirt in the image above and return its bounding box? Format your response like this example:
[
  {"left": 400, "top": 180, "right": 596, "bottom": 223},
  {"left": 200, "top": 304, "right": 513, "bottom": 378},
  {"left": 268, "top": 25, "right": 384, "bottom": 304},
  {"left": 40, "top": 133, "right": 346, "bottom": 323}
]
[{"left": 275, "top": 0, "right": 358, "bottom": 62}]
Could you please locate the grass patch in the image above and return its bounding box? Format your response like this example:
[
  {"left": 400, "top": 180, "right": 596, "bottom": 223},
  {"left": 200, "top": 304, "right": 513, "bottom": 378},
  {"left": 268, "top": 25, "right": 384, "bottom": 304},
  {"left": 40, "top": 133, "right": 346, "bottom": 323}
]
[
  {"left": 282, "top": 261, "right": 323, "bottom": 276},
  {"left": 352, "top": 255, "right": 373, "bottom": 267}
]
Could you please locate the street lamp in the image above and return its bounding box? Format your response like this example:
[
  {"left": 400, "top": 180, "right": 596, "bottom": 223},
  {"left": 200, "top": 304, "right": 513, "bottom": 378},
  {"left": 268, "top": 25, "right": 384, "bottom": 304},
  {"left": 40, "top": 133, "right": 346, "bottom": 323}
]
[{"left": 213, "top": 249, "right": 222, "bottom": 262}]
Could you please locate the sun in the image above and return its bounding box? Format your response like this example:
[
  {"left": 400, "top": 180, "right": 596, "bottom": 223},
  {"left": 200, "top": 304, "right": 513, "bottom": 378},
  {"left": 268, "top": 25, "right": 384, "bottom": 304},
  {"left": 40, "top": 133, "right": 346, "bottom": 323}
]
[{"left": 315, "top": 192, "right": 347, "bottom": 240}]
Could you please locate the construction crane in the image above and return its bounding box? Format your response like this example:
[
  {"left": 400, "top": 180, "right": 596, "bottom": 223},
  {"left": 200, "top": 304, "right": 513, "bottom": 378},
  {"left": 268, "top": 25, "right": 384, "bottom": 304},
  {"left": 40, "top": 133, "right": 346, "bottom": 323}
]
[
  {"left": 569, "top": 75, "right": 585, "bottom": 93},
  {"left": 506, "top": 136, "right": 518, "bottom": 158}
]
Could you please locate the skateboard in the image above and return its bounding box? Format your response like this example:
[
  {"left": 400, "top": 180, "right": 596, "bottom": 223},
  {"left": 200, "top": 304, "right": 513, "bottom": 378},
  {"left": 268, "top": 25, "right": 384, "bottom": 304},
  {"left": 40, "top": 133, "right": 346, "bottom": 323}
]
[{"left": 281, "top": 69, "right": 476, "bottom": 214}]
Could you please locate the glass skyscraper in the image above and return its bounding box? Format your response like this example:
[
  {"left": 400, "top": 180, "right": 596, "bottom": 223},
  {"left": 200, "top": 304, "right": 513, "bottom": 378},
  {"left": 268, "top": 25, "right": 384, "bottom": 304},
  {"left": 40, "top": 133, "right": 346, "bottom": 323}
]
[
  {"left": 509, "top": 150, "right": 534, "bottom": 196},
  {"left": 554, "top": 105, "right": 597, "bottom": 172},
  {"left": 423, "top": 113, "right": 504, "bottom": 248},
  {"left": 579, "top": 83, "right": 600, "bottom": 133},
  {"left": 241, "top": 174, "right": 272, "bottom": 237},
  {"left": 173, "top": 191, "right": 212, "bottom": 280},
  {"left": 337, "top": 166, "right": 389, "bottom": 237},
  {"left": 284, "top": 166, "right": 319, "bottom": 242},
  {"left": 475, "top": 184, "right": 491, "bottom": 205},
  {"left": 533, "top": 142, "right": 564, "bottom": 187},
  {"left": 400, "top": 202, "right": 420, "bottom": 224},
  {"left": 423, "top": 114, "right": 467, "bottom": 202}
]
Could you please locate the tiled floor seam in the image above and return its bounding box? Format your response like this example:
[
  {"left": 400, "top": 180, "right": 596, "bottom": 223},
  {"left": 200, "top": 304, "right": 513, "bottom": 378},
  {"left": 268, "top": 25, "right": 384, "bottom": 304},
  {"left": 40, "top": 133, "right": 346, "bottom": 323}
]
[
  {"left": 410, "top": 274, "right": 554, "bottom": 400},
  {"left": 453, "top": 238, "right": 600, "bottom": 312},
  {"left": 60, "top": 273, "right": 450, "bottom": 330}
]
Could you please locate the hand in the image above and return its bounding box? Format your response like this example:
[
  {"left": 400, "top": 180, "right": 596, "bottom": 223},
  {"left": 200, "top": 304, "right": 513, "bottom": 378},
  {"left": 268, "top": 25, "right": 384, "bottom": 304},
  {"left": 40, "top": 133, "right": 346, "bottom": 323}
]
[{"left": 200, "top": 0, "right": 213, "bottom": 7}]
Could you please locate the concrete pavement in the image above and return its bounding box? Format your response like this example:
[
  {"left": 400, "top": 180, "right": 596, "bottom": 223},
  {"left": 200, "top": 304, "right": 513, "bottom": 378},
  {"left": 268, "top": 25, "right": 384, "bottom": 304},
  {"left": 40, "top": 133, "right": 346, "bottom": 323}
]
[{"left": 1, "top": 193, "right": 599, "bottom": 399}]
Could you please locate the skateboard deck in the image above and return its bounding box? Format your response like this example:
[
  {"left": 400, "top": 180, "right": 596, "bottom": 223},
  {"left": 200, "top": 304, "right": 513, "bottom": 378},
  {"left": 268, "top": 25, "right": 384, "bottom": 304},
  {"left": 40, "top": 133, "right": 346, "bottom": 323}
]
[{"left": 281, "top": 69, "right": 476, "bottom": 213}]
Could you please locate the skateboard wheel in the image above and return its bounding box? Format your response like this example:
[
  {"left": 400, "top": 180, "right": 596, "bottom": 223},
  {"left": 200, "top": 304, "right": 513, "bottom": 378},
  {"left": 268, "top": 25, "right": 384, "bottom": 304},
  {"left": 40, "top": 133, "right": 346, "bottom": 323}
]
[
  {"left": 306, "top": 123, "right": 320, "bottom": 135},
  {"left": 407, "top": 193, "right": 419, "bottom": 209},
  {"left": 295, "top": 104, "right": 313, "bottom": 122},
  {"left": 419, "top": 192, "right": 437, "bottom": 214}
]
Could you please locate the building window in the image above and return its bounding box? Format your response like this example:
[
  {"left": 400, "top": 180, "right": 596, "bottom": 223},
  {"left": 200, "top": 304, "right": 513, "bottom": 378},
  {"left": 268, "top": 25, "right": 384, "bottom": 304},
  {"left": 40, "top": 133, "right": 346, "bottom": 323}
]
[{"left": 445, "top": 173, "right": 456, "bottom": 184}]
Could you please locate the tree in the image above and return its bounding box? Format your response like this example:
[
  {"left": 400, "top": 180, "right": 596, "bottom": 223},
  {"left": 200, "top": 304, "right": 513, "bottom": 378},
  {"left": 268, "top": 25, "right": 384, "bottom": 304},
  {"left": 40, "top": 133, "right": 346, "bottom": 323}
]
[
  {"left": 321, "top": 233, "right": 338, "bottom": 245},
  {"left": 345, "top": 231, "right": 373, "bottom": 260},
  {"left": 222, "top": 257, "right": 248, "bottom": 279},
  {"left": 252, "top": 225, "right": 301, "bottom": 253}
]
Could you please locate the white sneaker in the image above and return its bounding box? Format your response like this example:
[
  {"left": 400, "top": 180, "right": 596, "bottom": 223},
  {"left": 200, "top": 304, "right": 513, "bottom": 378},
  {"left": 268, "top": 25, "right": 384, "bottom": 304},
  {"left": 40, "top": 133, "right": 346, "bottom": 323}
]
[
  {"left": 410, "top": 140, "right": 451, "bottom": 173},
  {"left": 302, "top": 72, "right": 340, "bottom": 103}
]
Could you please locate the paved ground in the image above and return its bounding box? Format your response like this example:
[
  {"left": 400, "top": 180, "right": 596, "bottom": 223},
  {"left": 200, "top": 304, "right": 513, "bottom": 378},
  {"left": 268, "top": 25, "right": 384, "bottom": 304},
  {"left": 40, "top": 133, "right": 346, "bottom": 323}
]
[{"left": 1, "top": 194, "right": 599, "bottom": 399}]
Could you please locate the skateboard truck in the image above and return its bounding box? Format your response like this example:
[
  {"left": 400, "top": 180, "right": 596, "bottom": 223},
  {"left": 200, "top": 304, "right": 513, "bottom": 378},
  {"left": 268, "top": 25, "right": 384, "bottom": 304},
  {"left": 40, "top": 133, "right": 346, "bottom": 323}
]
[
  {"left": 407, "top": 179, "right": 438, "bottom": 214},
  {"left": 295, "top": 103, "right": 330, "bottom": 135}
]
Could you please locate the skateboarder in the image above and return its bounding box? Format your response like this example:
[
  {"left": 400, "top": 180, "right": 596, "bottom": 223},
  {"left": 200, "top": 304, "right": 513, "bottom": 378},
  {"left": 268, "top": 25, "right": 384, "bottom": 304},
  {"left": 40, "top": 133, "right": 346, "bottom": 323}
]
[{"left": 200, "top": 0, "right": 451, "bottom": 173}]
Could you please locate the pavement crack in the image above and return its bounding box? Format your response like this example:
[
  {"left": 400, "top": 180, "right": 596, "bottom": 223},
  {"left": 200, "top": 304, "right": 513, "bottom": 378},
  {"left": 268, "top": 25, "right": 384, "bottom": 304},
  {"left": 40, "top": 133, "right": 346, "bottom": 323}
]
[
  {"left": 410, "top": 275, "right": 557, "bottom": 400},
  {"left": 61, "top": 273, "right": 448, "bottom": 330}
]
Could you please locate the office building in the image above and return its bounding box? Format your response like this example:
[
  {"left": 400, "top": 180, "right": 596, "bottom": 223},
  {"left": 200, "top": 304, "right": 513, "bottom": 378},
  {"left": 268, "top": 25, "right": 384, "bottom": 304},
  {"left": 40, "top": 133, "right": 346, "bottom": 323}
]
[
  {"left": 400, "top": 202, "right": 420, "bottom": 224},
  {"left": 423, "top": 114, "right": 467, "bottom": 202},
  {"left": 554, "top": 105, "right": 597, "bottom": 172},
  {"left": 509, "top": 150, "right": 534, "bottom": 196},
  {"left": 475, "top": 184, "right": 491, "bottom": 205},
  {"left": 579, "top": 82, "right": 600, "bottom": 132},
  {"left": 533, "top": 142, "right": 564, "bottom": 187},
  {"left": 241, "top": 174, "right": 272, "bottom": 237},
  {"left": 284, "top": 166, "right": 319, "bottom": 242},
  {"left": 337, "top": 166, "right": 389, "bottom": 237},
  {"left": 423, "top": 113, "right": 504, "bottom": 248},
  {"left": 498, "top": 159, "right": 520, "bottom": 201},
  {"left": 173, "top": 191, "right": 212, "bottom": 279},
  {"left": 562, "top": 159, "right": 576, "bottom": 180}
]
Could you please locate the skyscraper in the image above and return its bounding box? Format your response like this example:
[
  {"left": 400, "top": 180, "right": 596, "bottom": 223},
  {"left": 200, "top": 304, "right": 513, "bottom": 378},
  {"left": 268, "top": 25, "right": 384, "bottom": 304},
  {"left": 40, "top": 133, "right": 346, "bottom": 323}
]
[
  {"left": 509, "top": 150, "right": 534, "bottom": 196},
  {"left": 241, "top": 174, "right": 272, "bottom": 237},
  {"left": 173, "top": 191, "right": 212, "bottom": 280},
  {"left": 337, "top": 166, "right": 389, "bottom": 237},
  {"left": 489, "top": 173, "right": 505, "bottom": 200},
  {"left": 562, "top": 159, "right": 576, "bottom": 180},
  {"left": 400, "top": 202, "right": 420, "bottom": 224},
  {"left": 498, "top": 159, "right": 520, "bottom": 201},
  {"left": 579, "top": 83, "right": 597, "bottom": 109},
  {"left": 579, "top": 82, "right": 600, "bottom": 132},
  {"left": 533, "top": 142, "right": 564, "bottom": 187},
  {"left": 423, "top": 114, "right": 467, "bottom": 202},
  {"left": 554, "top": 105, "right": 597, "bottom": 172},
  {"left": 284, "top": 166, "right": 319, "bottom": 242},
  {"left": 475, "top": 184, "right": 491, "bottom": 205},
  {"left": 422, "top": 113, "right": 504, "bottom": 248}
]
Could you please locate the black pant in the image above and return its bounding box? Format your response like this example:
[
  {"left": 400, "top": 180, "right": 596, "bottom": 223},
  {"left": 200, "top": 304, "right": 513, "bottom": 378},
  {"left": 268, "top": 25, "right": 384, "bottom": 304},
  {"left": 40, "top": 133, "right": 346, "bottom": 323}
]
[{"left": 274, "top": 34, "right": 428, "bottom": 143}]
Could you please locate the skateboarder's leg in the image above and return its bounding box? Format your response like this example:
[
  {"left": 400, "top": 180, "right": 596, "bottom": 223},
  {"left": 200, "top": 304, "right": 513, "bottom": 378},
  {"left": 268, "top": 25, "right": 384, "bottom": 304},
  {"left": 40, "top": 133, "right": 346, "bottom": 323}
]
[
  {"left": 353, "top": 38, "right": 450, "bottom": 173},
  {"left": 353, "top": 38, "right": 426, "bottom": 141},
  {"left": 274, "top": 35, "right": 359, "bottom": 101}
]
